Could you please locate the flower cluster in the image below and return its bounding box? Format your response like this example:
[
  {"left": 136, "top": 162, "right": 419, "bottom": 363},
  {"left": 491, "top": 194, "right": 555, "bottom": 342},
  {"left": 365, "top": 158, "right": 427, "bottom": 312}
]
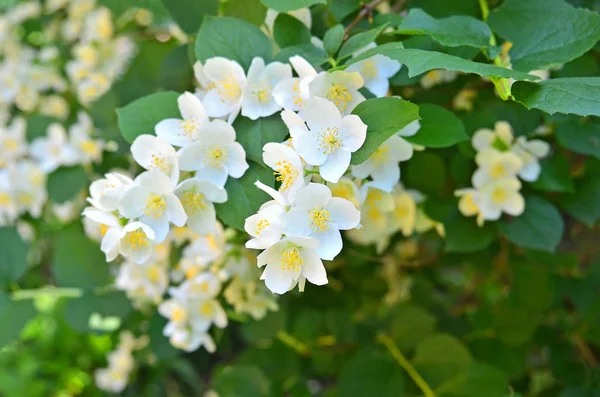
[
  {"left": 0, "top": 0, "right": 136, "bottom": 117},
  {"left": 455, "top": 121, "right": 550, "bottom": 224},
  {"left": 95, "top": 331, "right": 146, "bottom": 393}
]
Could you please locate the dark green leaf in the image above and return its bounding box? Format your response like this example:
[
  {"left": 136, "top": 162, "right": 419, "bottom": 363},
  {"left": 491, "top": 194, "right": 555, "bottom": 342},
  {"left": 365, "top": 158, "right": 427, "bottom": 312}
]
[
  {"left": 328, "top": 0, "right": 361, "bottom": 21},
  {"left": 117, "top": 91, "right": 180, "bottom": 143},
  {"left": 233, "top": 115, "right": 288, "bottom": 165},
  {"left": 158, "top": 45, "right": 194, "bottom": 92},
  {"left": 338, "top": 24, "right": 388, "bottom": 60},
  {"left": 212, "top": 365, "right": 270, "bottom": 397},
  {"left": 487, "top": 0, "right": 600, "bottom": 71},
  {"left": 530, "top": 153, "right": 575, "bottom": 193},
  {"left": 64, "top": 291, "right": 132, "bottom": 333},
  {"left": 498, "top": 196, "right": 564, "bottom": 252},
  {"left": 564, "top": 177, "right": 600, "bottom": 227},
  {"left": 162, "top": 0, "right": 218, "bottom": 34},
  {"left": 404, "top": 104, "right": 467, "bottom": 148},
  {"left": 274, "top": 44, "right": 328, "bottom": 65},
  {"left": 274, "top": 14, "right": 311, "bottom": 48},
  {"left": 0, "top": 296, "right": 35, "bottom": 348},
  {"left": 47, "top": 166, "right": 87, "bottom": 204},
  {"left": 0, "top": 228, "right": 30, "bottom": 287},
  {"left": 350, "top": 97, "right": 420, "bottom": 165},
  {"left": 25, "top": 115, "right": 56, "bottom": 142},
  {"left": 389, "top": 304, "right": 436, "bottom": 352},
  {"left": 149, "top": 312, "right": 180, "bottom": 360},
  {"left": 441, "top": 362, "right": 509, "bottom": 397},
  {"left": 323, "top": 24, "right": 344, "bottom": 55},
  {"left": 260, "top": 0, "right": 325, "bottom": 12},
  {"left": 404, "top": 152, "right": 447, "bottom": 194},
  {"left": 395, "top": 8, "right": 491, "bottom": 48},
  {"left": 556, "top": 122, "right": 600, "bottom": 159},
  {"left": 223, "top": 0, "right": 267, "bottom": 26},
  {"left": 444, "top": 216, "right": 495, "bottom": 253},
  {"left": 195, "top": 16, "right": 272, "bottom": 69},
  {"left": 412, "top": 334, "right": 472, "bottom": 389}
]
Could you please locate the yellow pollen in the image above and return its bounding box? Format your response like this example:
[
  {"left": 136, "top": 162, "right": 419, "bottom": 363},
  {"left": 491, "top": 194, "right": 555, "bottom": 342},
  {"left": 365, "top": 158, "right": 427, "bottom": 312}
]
[
  {"left": 180, "top": 190, "right": 206, "bottom": 215},
  {"left": 19, "top": 193, "right": 33, "bottom": 206},
  {"left": 206, "top": 233, "right": 219, "bottom": 252},
  {"left": 172, "top": 306, "right": 186, "bottom": 322},
  {"left": 459, "top": 194, "right": 479, "bottom": 215},
  {"left": 0, "top": 193, "right": 12, "bottom": 206},
  {"left": 491, "top": 187, "right": 508, "bottom": 204},
  {"left": 361, "top": 59, "right": 378, "bottom": 79},
  {"left": 318, "top": 127, "right": 342, "bottom": 155},
  {"left": 371, "top": 145, "right": 390, "bottom": 167},
  {"left": 490, "top": 163, "right": 507, "bottom": 178},
  {"left": 144, "top": 194, "right": 167, "bottom": 218},
  {"left": 146, "top": 266, "right": 161, "bottom": 283},
  {"left": 309, "top": 207, "right": 331, "bottom": 232},
  {"left": 256, "top": 219, "right": 270, "bottom": 235},
  {"left": 253, "top": 82, "right": 272, "bottom": 104},
  {"left": 80, "top": 140, "right": 98, "bottom": 156},
  {"left": 200, "top": 302, "right": 214, "bottom": 317},
  {"left": 200, "top": 282, "right": 210, "bottom": 293},
  {"left": 281, "top": 245, "right": 303, "bottom": 272},
  {"left": 204, "top": 145, "right": 228, "bottom": 169},
  {"left": 125, "top": 229, "right": 149, "bottom": 250},
  {"left": 99, "top": 224, "right": 109, "bottom": 237},
  {"left": 326, "top": 83, "right": 352, "bottom": 111},
  {"left": 3, "top": 138, "right": 19, "bottom": 152},
  {"left": 367, "top": 206, "right": 383, "bottom": 221},
  {"left": 292, "top": 80, "right": 304, "bottom": 107},
  {"left": 180, "top": 118, "right": 201, "bottom": 139},
  {"left": 149, "top": 154, "right": 170, "bottom": 173},
  {"left": 185, "top": 266, "right": 200, "bottom": 279},
  {"left": 366, "top": 189, "right": 383, "bottom": 206},
  {"left": 217, "top": 75, "right": 242, "bottom": 102},
  {"left": 273, "top": 160, "right": 299, "bottom": 191}
]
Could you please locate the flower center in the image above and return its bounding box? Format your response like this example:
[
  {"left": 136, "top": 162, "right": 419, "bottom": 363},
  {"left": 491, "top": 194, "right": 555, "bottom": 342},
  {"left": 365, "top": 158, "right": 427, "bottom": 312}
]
[
  {"left": 204, "top": 145, "right": 228, "bottom": 169},
  {"left": 326, "top": 83, "right": 352, "bottom": 111},
  {"left": 361, "top": 59, "right": 378, "bottom": 79},
  {"left": 318, "top": 127, "right": 342, "bottom": 155},
  {"left": 146, "top": 265, "right": 161, "bottom": 283},
  {"left": 371, "top": 144, "right": 390, "bottom": 167},
  {"left": 309, "top": 206, "right": 331, "bottom": 232},
  {"left": 172, "top": 306, "right": 186, "bottom": 322},
  {"left": 99, "top": 223, "right": 109, "bottom": 237},
  {"left": 3, "top": 138, "right": 19, "bottom": 152},
  {"left": 19, "top": 192, "right": 33, "bottom": 206},
  {"left": 274, "top": 160, "right": 299, "bottom": 191},
  {"left": 0, "top": 193, "right": 12, "bottom": 206},
  {"left": 185, "top": 266, "right": 200, "bottom": 279},
  {"left": 180, "top": 190, "right": 206, "bottom": 215},
  {"left": 490, "top": 163, "right": 507, "bottom": 178},
  {"left": 256, "top": 219, "right": 270, "bottom": 235},
  {"left": 252, "top": 82, "right": 272, "bottom": 104},
  {"left": 491, "top": 187, "right": 508, "bottom": 204},
  {"left": 217, "top": 74, "right": 242, "bottom": 102},
  {"left": 125, "top": 229, "right": 149, "bottom": 250},
  {"left": 200, "top": 302, "right": 214, "bottom": 317},
  {"left": 149, "top": 154, "right": 170, "bottom": 173},
  {"left": 281, "top": 245, "right": 303, "bottom": 272},
  {"left": 80, "top": 140, "right": 98, "bottom": 156},
  {"left": 144, "top": 194, "right": 167, "bottom": 218},
  {"left": 292, "top": 79, "right": 304, "bottom": 107},
  {"left": 180, "top": 118, "right": 202, "bottom": 139}
]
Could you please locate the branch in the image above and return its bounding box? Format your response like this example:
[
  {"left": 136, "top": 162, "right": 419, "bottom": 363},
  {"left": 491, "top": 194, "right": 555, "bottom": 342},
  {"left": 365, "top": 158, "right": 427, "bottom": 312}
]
[{"left": 343, "top": 0, "right": 386, "bottom": 40}]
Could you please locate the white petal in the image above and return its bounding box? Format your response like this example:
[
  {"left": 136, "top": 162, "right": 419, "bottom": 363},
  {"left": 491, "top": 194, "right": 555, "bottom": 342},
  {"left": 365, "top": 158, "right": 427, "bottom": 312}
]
[
  {"left": 166, "top": 194, "right": 187, "bottom": 227},
  {"left": 177, "top": 141, "right": 204, "bottom": 171},
  {"left": 178, "top": 91, "right": 208, "bottom": 122},
  {"left": 301, "top": 248, "right": 328, "bottom": 286},
  {"left": 155, "top": 119, "right": 190, "bottom": 147},
  {"left": 518, "top": 161, "right": 541, "bottom": 182},
  {"left": 294, "top": 183, "right": 331, "bottom": 209},
  {"left": 187, "top": 202, "right": 217, "bottom": 235},
  {"left": 118, "top": 186, "right": 145, "bottom": 219},
  {"left": 313, "top": 224, "right": 342, "bottom": 260},
  {"left": 503, "top": 193, "right": 525, "bottom": 216},
  {"left": 365, "top": 75, "right": 390, "bottom": 98},
  {"left": 280, "top": 108, "right": 307, "bottom": 131},
  {"left": 140, "top": 215, "right": 170, "bottom": 244},
  {"left": 328, "top": 197, "right": 360, "bottom": 230},
  {"left": 291, "top": 127, "right": 327, "bottom": 165},
  {"left": 202, "top": 89, "right": 236, "bottom": 118},
  {"left": 376, "top": 55, "right": 402, "bottom": 78},
  {"left": 388, "top": 135, "right": 413, "bottom": 162},
  {"left": 371, "top": 163, "right": 400, "bottom": 191},
  {"left": 282, "top": 207, "right": 312, "bottom": 237},
  {"left": 319, "top": 149, "right": 351, "bottom": 183},
  {"left": 195, "top": 167, "right": 229, "bottom": 188},
  {"left": 471, "top": 129, "right": 495, "bottom": 151},
  {"left": 299, "top": 97, "right": 342, "bottom": 131},
  {"left": 263, "top": 263, "right": 296, "bottom": 294},
  {"left": 397, "top": 120, "right": 421, "bottom": 137},
  {"left": 341, "top": 115, "right": 367, "bottom": 152},
  {"left": 246, "top": 57, "right": 265, "bottom": 82},
  {"left": 226, "top": 142, "right": 249, "bottom": 178},
  {"left": 290, "top": 56, "right": 317, "bottom": 78}
]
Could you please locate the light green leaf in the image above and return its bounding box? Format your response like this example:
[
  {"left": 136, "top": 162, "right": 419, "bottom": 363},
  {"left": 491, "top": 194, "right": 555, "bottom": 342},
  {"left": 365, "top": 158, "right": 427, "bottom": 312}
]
[
  {"left": 412, "top": 334, "right": 472, "bottom": 389},
  {"left": 161, "top": 0, "right": 218, "bottom": 34},
  {"left": 233, "top": 115, "right": 288, "bottom": 165},
  {"left": 0, "top": 295, "right": 36, "bottom": 348},
  {"left": 274, "top": 13, "right": 311, "bottom": 48},
  {"left": 530, "top": 153, "right": 575, "bottom": 193},
  {"left": 487, "top": 0, "right": 600, "bottom": 71},
  {"left": 441, "top": 362, "right": 509, "bottom": 397},
  {"left": 339, "top": 348, "right": 406, "bottom": 397},
  {"left": 556, "top": 122, "right": 600, "bottom": 159},
  {"left": 498, "top": 196, "right": 564, "bottom": 252},
  {"left": 389, "top": 304, "right": 437, "bottom": 352},
  {"left": 512, "top": 78, "right": 600, "bottom": 117},
  {"left": 338, "top": 24, "right": 388, "bottom": 60},
  {"left": 404, "top": 104, "right": 467, "bottom": 148},
  {"left": 195, "top": 16, "right": 272, "bottom": 70},
  {"left": 328, "top": 0, "right": 361, "bottom": 21},
  {"left": 344, "top": 43, "right": 540, "bottom": 81},
  {"left": 564, "top": 177, "right": 600, "bottom": 227},
  {"left": 64, "top": 291, "right": 132, "bottom": 333},
  {"left": 260, "top": 0, "right": 325, "bottom": 12},
  {"left": 324, "top": 24, "right": 344, "bottom": 55},
  {"left": 223, "top": 0, "right": 267, "bottom": 26},
  {"left": 215, "top": 162, "right": 275, "bottom": 231},
  {"left": 47, "top": 166, "right": 87, "bottom": 204},
  {"left": 274, "top": 44, "right": 328, "bottom": 65},
  {"left": 117, "top": 91, "right": 180, "bottom": 143},
  {"left": 350, "top": 97, "right": 420, "bottom": 165},
  {"left": 444, "top": 216, "right": 495, "bottom": 253},
  {"left": 0, "top": 228, "right": 30, "bottom": 287},
  {"left": 395, "top": 8, "right": 492, "bottom": 48},
  {"left": 213, "top": 365, "right": 270, "bottom": 397}
]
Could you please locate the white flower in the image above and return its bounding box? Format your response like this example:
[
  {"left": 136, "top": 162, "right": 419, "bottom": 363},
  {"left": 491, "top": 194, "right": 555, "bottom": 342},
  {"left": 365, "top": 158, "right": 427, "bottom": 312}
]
[
  {"left": 472, "top": 148, "right": 523, "bottom": 187},
  {"left": 420, "top": 70, "right": 459, "bottom": 89},
  {"left": 346, "top": 43, "right": 401, "bottom": 98},
  {"left": 69, "top": 112, "right": 104, "bottom": 164},
  {"left": 159, "top": 298, "right": 189, "bottom": 327},
  {"left": 10, "top": 161, "right": 47, "bottom": 218},
  {"left": 0, "top": 117, "right": 27, "bottom": 167},
  {"left": 241, "top": 57, "right": 292, "bottom": 120},
  {"left": 308, "top": 70, "right": 365, "bottom": 114},
  {"left": 387, "top": 186, "right": 417, "bottom": 237},
  {"left": 155, "top": 92, "right": 209, "bottom": 147},
  {"left": 88, "top": 172, "right": 133, "bottom": 212},
  {"left": 347, "top": 183, "right": 395, "bottom": 251},
  {"left": 475, "top": 177, "right": 525, "bottom": 221},
  {"left": 282, "top": 183, "right": 360, "bottom": 260},
  {"left": 257, "top": 236, "right": 327, "bottom": 294},
  {"left": 175, "top": 178, "right": 227, "bottom": 235},
  {"left": 290, "top": 97, "right": 367, "bottom": 183},
  {"left": 511, "top": 136, "right": 550, "bottom": 182},
  {"left": 131, "top": 134, "right": 179, "bottom": 186},
  {"left": 177, "top": 119, "right": 249, "bottom": 187},
  {"left": 176, "top": 272, "right": 222, "bottom": 300},
  {"left": 200, "top": 57, "right": 247, "bottom": 123},
  {"left": 115, "top": 260, "right": 168, "bottom": 304},
  {"left": 118, "top": 221, "right": 156, "bottom": 264},
  {"left": 327, "top": 177, "right": 360, "bottom": 208},
  {"left": 273, "top": 56, "right": 317, "bottom": 111},
  {"left": 183, "top": 222, "right": 227, "bottom": 267},
  {"left": 166, "top": 326, "right": 216, "bottom": 353},
  {"left": 265, "top": 8, "right": 312, "bottom": 33},
  {"left": 245, "top": 182, "right": 288, "bottom": 250},
  {"left": 262, "top": 140, "right": 305, "bottom": 199},
  {"left": 119, "top": 170, "right": 187, "bottom": 243},
  {"left": 471, "top": 121, "right": 514, "bottom": 152},
  {"left": 351, "top": 135, "right": 413, "bottom": 191},
  {"left": 397, "top": 120, "right": 421, "bottom": 138},
  {"left": 455, "top": 188, "right": 484, "bottom": 226},
  {"left": 0, "top": 171, "right": 18, "bottom": 225},
  {"left": 95, "top": 367, "right": 128, "bottom": 393},
  {"left": 189, "top": 296, "right": 228, "bottom": 332},
  {"left": 30, "top": 123, "right": 78, "bottom": 172}
]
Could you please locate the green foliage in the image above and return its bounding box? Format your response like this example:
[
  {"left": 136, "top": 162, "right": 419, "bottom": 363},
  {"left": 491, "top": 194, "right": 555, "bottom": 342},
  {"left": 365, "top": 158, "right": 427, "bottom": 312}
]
[
  {"left": 212, "top": 365, "right": 270, "bottom": 397},
  {"left": 233, "top": 115, "right": 289, "bottom": 165},
  {"left": 261, "top": 0, "right": 325, "bottom": 12},
  {"left": 274, "top": 14, "right": 312, "bottom": 48},
  {"left": 64, "top": 291, "right": 132, "bottom": 333},
  {"left": 556, "top": 122, "right": 600, "bottom": 159},
  {"left": 338, "top": 25, "right": 388, "bottom": 60},
  {"left": 47, "top": 166, "right": 87, "bottom": 204},
  {"left": 0, "top": 296, "right": 35, "bottom": 349},
  {"left": 162, "top": 0, "right": 219, "bottom": 34},
  {"left": 117, "top": 91, "right": 180, "bottom": 143},
  {"left": 404, "top": 104, "right": 467, "bottom": 148},
  {"left": 0, "top": 228, "right": 30, "bottom": 287},
  {"left": 223, "top": 0, "right": 267, "bottom": 26},
  {"left": 323, "top": 24, "right": 344, "bottom": 55},
  {"left": 444, "top": 216, "right": 495, "bottom": 253}
]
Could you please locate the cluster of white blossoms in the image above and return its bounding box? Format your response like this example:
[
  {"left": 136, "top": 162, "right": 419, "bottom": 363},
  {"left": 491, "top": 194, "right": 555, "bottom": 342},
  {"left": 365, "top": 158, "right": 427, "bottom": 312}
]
[
  {"left": 455, "top": 121, "right": 550, "bottom": 225},
  {"left": 95, "top": 331, "right": 146, "bottom": 393},
  {"left": 0, "top": 0, "right": 135, "bottom": 118},
  {"left": 0, "top": 111, "right": 104, "bottom": 226}
]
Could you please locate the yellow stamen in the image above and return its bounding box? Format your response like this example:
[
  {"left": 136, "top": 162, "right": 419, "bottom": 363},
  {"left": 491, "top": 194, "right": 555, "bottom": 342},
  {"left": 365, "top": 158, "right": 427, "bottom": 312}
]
[
  {"left": 200, "top": 302, "right": 214, "bottom": 317},
  {"left": 172, "top": 306, "right": 186, "bottom": 322},
  {"left": 256, "top": 219, "right": 270, "bottom": 235},
  {"left": 125, "top": 229, "right": 149, "bottom": 250},
  {"left": 3, "top": 138, "right": 19, "bottom": 152},
  {"left": 490, "top": 163, "right": 507, "bottom": 178},
  {"left": 180, "top": 118, "right": 202, "bottom": 139},
  {"left": 309, "top": 207, "right": 331, "bottom": 232},
  {"left": 203, "top": 145, "right": 228, "bottom": 169},
  {"left": 292, "top": 80, "right": 304, "bottom": 107},
  {"left": 217, "top": 75, "right": 242, "bottom": 102},
  {"left": 273, "top": 160, "right": 299, "bottom": 191},
  {"left": 318, "top": 127, "right": 342, "bottom": 155},
  {"left": 361, "top": 59, "right": 378, "bottom": 79},
  {"left": 146, "top": 265, "right": 161, "bottom": 283},
  {"left": 99, "top": 224, "right": 109, "bottom": 237},
  {"left": 149, "top": 154, "right": 170, "bottom": 173},
  {"left": 144, "top": 194, "right": 167, "bottom": 218},
  {"left": 80, "top": 140, "right": 98, "bottom": 156},
  {"left": 281, "top": 245, "right": 303, "bottom": 271},
  {"left": 371, "top": 145, "right": 390, "bottom": 167},
  {"left": 326, "top": 83, "right": 352, "bottom": 111},
  {"left": 180, "top": 190, "right": 206, "bottom": 215},
  {"left": 185, "top": 266, "right": 200, "bottom": 279},
  {"left": 491, "top": 187, "right": 508, "bottom": 204}
]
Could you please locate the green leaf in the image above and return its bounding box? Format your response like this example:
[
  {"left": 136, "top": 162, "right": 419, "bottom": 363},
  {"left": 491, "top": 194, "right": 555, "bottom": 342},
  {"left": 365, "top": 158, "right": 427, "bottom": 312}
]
[
  {"left": 158, "top": 45, "right": 194, "bottom": 93},
  {"left": 149, "top": 312, "right": 180, "bottom": 360},
  {"left": 530, "top": 153, "right": 575, "bottom": 193},
  {"left": 350, "top": 97, "right": 420, "bottom": 165},
  {"left": 444, "top": 216, "right": 495, "bottom": 253},
  {"left": 564, "top": 177, "right": 600, "bottom": 227},
  {"left": 52, "top": 225, "right": 111, "bottom": 291},
  {"left": 487, "top": 0, "right": 600, "bottom": 71},
  {"left": 412, "top": 334, "right": 472, "bottom": 389},
  {"left": 389, "top": 304, "right": 437, "bottom": 352},
  {"left": 404, "top": 152, "right": 447, "bottom": 194},
  {"left": 99, "top": 0, "right": 169, "bottom": 17},
  {"left": 338, "top": 24, "right": 388, "bottom": 60},
  {"left": 274, "top": 13, "right": 311, "bottom": 48},
  {"left": 338, "top": 348, "right": 406, "bottom": 397},
  {"left": 233, "top": 115, "right": 288, "bottom": 165},
  {"left": 64, "top": 291, "right": 132, "bottom": 333},
  {"left": 273, "top": 44, "right": 328, "bottom": 65},
  {"left": 512, "top": 78, "right": 600, "bottom": 117},
  {"left": 47, "top": 166, "right": 87, "bottom": 204},
  {"left": 212, "top": 365, "right": 270, "bottom": 397},
  {"left": 498, "top": 196, "right": 564, "bottom": 252},
  {"left": 0, "top": 228, "right": 30, "bottom": 287},
  {"left": 492, "top": 303, "right": 540, "bottom": 346},
  {"left": 0, "top": 296, "right": 36, "bottom": 348},
  {"left": 403, "top": 104, "right": 467, "bottom": 148},
  {"left": 241, "top": 310, "right": 285, "bottom": 344},
  {"left": 323, "top": 24, "right": 344, "bottom": 55},
  {"left": 441, "top": 362, "right": 509, "bottom": 397},
  {"left": 161, "top": 0, "right": 218, "bottom": 34},
  {"left": 117, "top": 91, "right": 180, "bottom": 143},
  {"left": 395, "top": 8, "right": 492, "bottom": 48},
  {"left": 260, "top": 0, "right": 325, "bottom": 12},
  {"left": 25, "top": 115, "right": 56, "bottom": 142},
  {"left": 215, "top": 162, "right": 275, "bottom": 231},
  {"left": 195, "top": 16, "right": 272, "bottom": 70},
  {"left": 328, "top": 0, "right": 361, "bottom": 21},
  {"left": 344, "top": 43, "right": 540, "bottom": 81},
  {"left": 556, "top": 122, "right": 600, "bottom": 159},
  {"left": 223, "top": 0, "right": 267, "bottom": 26}
]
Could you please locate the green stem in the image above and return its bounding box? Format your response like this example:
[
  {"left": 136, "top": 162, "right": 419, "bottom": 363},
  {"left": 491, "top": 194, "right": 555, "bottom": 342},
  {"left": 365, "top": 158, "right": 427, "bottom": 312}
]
[
  {"left": 276, "top": 331, "right": 310, "bottom": 356},
  {"left": 478, "top": 0, "right": 490, "bottom": 21},
  {"left": 377, "top": 333, "right": 436, "bottom": 397},
  {"left": 12, "top": 287, "right": 83, "bottom": 301}
]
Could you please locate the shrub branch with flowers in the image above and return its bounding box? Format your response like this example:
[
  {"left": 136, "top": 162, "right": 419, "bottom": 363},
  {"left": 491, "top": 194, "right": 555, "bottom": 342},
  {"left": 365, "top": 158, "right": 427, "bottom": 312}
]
[{"left": 2, "top": 0, "right": 600, "bottom": 396}]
